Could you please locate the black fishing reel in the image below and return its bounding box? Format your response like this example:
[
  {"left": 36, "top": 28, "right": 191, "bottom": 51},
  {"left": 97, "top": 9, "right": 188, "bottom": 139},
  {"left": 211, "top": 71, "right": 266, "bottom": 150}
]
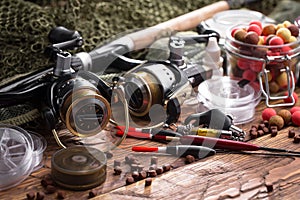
[
  {"left": 121, "top": 61, "right": 191, "bottom": 124},
  {"left": 42, "top": 28, "right": 115, "bottom": 137},
  {"left": 43, "top": 70, "right": 111, "bottom": 137},
  {"left": 117, "top": 33, "right": 220, "bottom": 124},
  {"left": 0, "top": 27, "right": 112, "bottom": 138}
]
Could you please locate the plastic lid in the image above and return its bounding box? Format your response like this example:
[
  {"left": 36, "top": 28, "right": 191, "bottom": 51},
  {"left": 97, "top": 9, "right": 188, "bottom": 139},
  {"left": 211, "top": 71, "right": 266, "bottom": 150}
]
[
  {"left": 0, "top": 125, "right": 34, "bottom": 191},
  {"left": 0, "top": 125, "right": 47, "bottom": 191},
  {"left": 213, "top": 10, "right": 262, "bottom": 26},
  {"left": 30, "top": 131, "right": 47, "bottom": 171},
  {"left": 197, "top": 77, "right": 261, "bottom": 124},
  {"left": 204, "top": 10, "right": 275, "bottom": 38}
]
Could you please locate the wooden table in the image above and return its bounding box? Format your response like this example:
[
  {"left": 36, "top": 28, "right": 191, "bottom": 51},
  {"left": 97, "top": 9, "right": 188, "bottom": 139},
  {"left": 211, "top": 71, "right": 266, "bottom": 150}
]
[{"left": 2, "top": 88, "right": 300, "bottom": 200}]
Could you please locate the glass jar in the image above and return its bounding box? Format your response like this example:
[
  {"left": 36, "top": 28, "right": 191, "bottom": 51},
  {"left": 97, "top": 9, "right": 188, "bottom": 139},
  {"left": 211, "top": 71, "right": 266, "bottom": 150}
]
[{"left": 225, "top": 24, "right": 300, "bottom": 107}]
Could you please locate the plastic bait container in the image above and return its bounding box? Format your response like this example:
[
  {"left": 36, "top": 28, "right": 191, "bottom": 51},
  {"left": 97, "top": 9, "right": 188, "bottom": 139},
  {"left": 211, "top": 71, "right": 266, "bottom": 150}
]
[
  {"left": 30, "top": 131, "right": 47, "bottom": 171},
  {"left": 225, "top": 24, "right": 300, "bottom": 107},
  {"left": 0, "top": 124, "right": 46, "bottom": 191},
  {"left": 203, "top": 10, "right": 275, "bottom": 39},
  {"left": 197, "top": 76, "right": 261, "bottom": 125}
]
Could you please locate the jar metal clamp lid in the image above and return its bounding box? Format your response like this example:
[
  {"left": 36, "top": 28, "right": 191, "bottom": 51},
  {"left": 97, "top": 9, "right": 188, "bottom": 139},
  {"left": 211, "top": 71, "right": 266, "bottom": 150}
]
[
  {"left": 224, "top": 24, "right": 300, "bottom": 107},
  {"left": 258, "top": 56, "right": 299, "bottom": 107}
]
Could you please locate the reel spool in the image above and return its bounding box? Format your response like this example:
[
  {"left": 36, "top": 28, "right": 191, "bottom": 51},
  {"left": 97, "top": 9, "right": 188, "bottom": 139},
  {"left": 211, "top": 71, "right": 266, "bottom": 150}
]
[
  {"left": 53, "top": 76, "right": 111, "bottom": 138},
  {"left": 0, "top": 124, "right": 46, "bottom": 191},
  {"left": 51, "top": 146, "right": 107, "bottom": 190}
]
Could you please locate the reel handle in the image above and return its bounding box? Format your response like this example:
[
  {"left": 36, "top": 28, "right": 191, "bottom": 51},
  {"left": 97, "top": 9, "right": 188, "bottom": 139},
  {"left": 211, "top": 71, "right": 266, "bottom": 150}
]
[
  {"left": 48, "top": 26, "right": 83, "bottom": 51},
  {"left": 48, "top": 26, "right": 80, "bottom": 44}
]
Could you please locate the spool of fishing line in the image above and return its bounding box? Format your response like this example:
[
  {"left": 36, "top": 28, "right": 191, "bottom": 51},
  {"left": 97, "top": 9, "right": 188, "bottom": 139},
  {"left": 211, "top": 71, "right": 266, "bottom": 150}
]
[
  {"left": 0, "top": 124, "right": 46, "bottom": 191},
  {"left": 51, "top": 146, "right": 107, "bottom": 190}
]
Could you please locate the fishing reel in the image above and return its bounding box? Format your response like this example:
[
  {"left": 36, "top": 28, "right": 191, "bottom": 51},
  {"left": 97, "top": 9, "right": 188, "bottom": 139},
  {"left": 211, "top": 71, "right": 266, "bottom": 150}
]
[
  {"left": 42, "top": 29, "right": 115, "bottom": 138},
  {"left": 120, "top": 61, "right": 191, "bottom": 124},
  {"left": 43, "top": 68, "right": 111, "bottom": 138},
  {"left": 115, "top": 33, "right": 220, "bottom": 125},
  {"left": 0, "top": 27, "right": 113, "bottom": 139}
]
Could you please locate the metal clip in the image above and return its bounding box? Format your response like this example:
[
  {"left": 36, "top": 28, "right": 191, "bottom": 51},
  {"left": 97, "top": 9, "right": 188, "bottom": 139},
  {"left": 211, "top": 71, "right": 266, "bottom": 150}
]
[{"left": 258, "top": 55, "right": 296, "bottom": 107}]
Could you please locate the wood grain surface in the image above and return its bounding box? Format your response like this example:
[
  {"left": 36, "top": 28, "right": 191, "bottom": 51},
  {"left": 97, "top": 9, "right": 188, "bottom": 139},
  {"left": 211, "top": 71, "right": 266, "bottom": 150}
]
[{"left": 2, "top": 88, "right": 300, "bottom": 200}]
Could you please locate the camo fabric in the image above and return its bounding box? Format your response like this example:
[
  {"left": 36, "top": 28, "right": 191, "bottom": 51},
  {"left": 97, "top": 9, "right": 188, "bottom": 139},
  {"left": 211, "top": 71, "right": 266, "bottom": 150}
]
[
  {"left": 0, "top": 0, "right": 281, "bottom": 83},
  {"left": 0, "top": 0, "right": 281, "bottom": 125}
]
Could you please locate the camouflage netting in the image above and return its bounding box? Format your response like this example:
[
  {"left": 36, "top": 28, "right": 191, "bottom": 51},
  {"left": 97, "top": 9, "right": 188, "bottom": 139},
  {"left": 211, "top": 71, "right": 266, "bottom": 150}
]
[
  {"left": 0, "top": 0, "right": 280, "bottom": 83},
  {"left": 0, "top": 0, "right": 281, "bottom": 125}
]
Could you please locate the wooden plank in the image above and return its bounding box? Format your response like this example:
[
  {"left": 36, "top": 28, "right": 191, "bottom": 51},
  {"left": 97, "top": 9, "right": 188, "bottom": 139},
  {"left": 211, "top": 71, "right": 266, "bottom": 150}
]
[{"left": 1, "top": 89, "right": 300, "bottom": 199}]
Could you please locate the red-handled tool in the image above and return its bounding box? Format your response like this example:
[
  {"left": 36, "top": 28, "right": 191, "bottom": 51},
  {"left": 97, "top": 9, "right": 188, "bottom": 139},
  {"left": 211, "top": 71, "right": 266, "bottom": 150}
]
[
  {"left": 115, "top": 131, "right": 180, "bottom": 142},
  {"left": 132, "top": 145, "right": 216, "bottom": 159},
  {"left": 116, "top": 126, "right": 182, "bottom": 137}
]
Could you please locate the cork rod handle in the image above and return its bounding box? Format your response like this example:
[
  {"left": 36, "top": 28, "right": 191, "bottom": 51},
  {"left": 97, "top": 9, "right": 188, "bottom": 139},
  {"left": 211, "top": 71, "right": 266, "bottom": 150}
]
[{"left": 127, "top": 1, "right": 230, "bottom": 50}]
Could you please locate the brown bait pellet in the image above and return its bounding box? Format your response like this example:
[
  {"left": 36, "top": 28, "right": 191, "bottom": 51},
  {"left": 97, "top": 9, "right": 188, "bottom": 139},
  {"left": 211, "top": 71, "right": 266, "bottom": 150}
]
[
  {"left": 132, "top": 171, "right": 139, "bottom": 181},
  {"left": 185, "top": 155, "right": 195, "bottom": 164},
  {"left": 287, "top": 24, "right": 299, "bottom": 37},
  {"left": 258, "top": 123, "right": 265, "bottom": 130},
  {"left": 88, "top": 189, "right": 98, "bottom": 198},
  {"left": 149, "top": 164, "right": 157, "bottom": 170},
  {"left": 41, "top": 178, "right": 54, "bottom": 188},
  {"left": 163, "top": 164, "right": 171, "bottom": 172},
  {"left": 269, "top": 115, "right": 285, "bottom": 130},
  {"left": 250, "top": 128, "right": 257, "bottom": 133},
  {"left": 251, "top": 124, "right": 258, "bottom": 130},
  {"left": 155, "top": 166, "right": 164, "bottom": 175},
  {"left": 244, "top": 31, "right": 259, "bottom": 44},
  {"left": 257, "top": 130, "right": 264, "bottom": 137},
  {"left": 269, "top": 126, "right": 278, "bottom": 135},
  {"left": 270, "top": 129, "right": 278, "bottom": 137},
  {"left": 288, "top": 130, "right": 296, "bottom": 138},
  {"left": 265, "top": 183, "right": 273, "bottom": 192},
  {"left": 26, "top": 191, "right": 35, "bottom": 200},
  {"left": 250, "top": 129, "right": 257, "bottom": 135},
  {"left": 114, "top": 160, "right": 121, "bottom": 167},
  {"left": 147, "top": 170, "right": 157, "bottom": 177},
  {"left": 45, "top": 185, "right": 56, "bottom": 194},
  {"left": 126, "top": 176, "right": 135, "bottom": 185},
  {"left": 150, "top": 156, "right": 158, "bottom": 165},
  {"left": 234, "top": 29, "right": 247, "bottom": 42},
  {"left": 262, "top": 127, "right": 269, "bottom": 134},
  {"left": 278, "top": 109, "right": 292, "bottom": 125},
  {"left": 36, "top": 191, "right": 45, "bottom": 200},
  {"left": 114, "top": 166, "right": 122, "bottom": 175},
  {"left": 250, "top": 130, "right": 258, "bottom": 139},
  {"left": 56, "top": 191, "right": 66, "bottom": 199},
  {"left": 263, "top": 120, "right": 269, "bottom": 127},
  {"left": 139, "top": 171, "right": 147, "bottom": 180},
  {"left": 145, "top": 178, "right": 152, "bottom": 187},
  {"left": 293, "top": 135, "right": 300, "bottom": 143}
]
